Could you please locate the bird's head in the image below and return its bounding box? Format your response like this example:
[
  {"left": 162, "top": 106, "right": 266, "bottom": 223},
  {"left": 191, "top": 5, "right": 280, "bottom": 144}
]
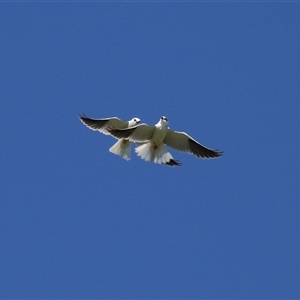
[
  {"left": 128, "top": 117, "right": 141, "bottom": 127},
  {"left": 160, "top": 116, "right": 168, "bottom": 126}
]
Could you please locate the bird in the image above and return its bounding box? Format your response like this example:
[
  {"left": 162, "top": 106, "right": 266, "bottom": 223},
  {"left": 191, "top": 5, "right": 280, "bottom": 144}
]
[
  {"left": 107, "top": 116, "right": 223, "bottom": 166},
  {"left": 79, "top": 114, "right": 141, "bottom": 161}
]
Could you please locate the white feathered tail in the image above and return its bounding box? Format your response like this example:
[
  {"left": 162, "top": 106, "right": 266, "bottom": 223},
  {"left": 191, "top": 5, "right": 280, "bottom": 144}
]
[
  {"left": 109, "top": 139, "right": 131, "bottom": 161},
  {"left": 135, "top": 142, "right": 174, "bottom": 164}
]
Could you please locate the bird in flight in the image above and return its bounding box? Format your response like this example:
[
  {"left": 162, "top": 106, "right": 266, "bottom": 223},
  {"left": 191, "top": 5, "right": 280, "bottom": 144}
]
[
  {"left": 108, "top": 116, "right": 223, "bottom": 166},
  {"left": 79, "top": 114, "right": 141, "bottom": 161}
]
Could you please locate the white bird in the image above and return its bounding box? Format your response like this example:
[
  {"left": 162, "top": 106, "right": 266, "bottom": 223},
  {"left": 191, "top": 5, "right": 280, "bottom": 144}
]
[
  {"left": 107, "top": 116, "right": 223, "bottom": 166},
  {"left": 79, "top": 114, "right": 141, "bottom": 161}
]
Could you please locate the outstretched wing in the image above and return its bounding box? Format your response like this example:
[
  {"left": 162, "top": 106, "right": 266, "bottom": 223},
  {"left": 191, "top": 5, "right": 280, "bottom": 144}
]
[
  {"left": 108, "top": 124, "right": 155, "bottom": 143},
  {"left": 79, "top": 114, "right": 128, "bottom": 135},
  {"left": 164, "top": 129, "right": 223, "bottom": 159}
]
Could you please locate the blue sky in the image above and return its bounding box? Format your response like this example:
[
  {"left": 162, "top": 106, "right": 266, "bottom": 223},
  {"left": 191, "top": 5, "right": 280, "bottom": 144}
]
[{"left": 1, "top": 3, "right": 300, "bottom": 299}]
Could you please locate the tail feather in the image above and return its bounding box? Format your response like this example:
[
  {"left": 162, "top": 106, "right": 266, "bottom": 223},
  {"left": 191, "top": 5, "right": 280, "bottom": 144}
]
[
  {"left": 135, "top": 142, "right": 180, "bottom": 166},
  {"left": 135, "top": 143, "right": 152, "bottom": 161},
  {"left": 164, "top": 159, "right": 182, "bottom": 167},
  {"left": 109, "top": 139, "right": 131, "bottom": 161}
]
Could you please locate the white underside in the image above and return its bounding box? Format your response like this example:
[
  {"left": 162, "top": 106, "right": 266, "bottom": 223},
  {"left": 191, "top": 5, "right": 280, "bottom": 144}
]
[
  {"left": 135, "top": 142, "right": 174, "bottom": 164},
  {"left": 109, "top": 139, "right": 131, "bottom": 161}
]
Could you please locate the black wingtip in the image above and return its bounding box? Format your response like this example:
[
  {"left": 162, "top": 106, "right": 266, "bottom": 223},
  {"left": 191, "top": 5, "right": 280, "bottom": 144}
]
[
  {"left": 188, "top": 139, "right": 223, "bottom": 159},
  {"left": 212, "top": 149, "right": 224, "bottom": 158},
  {"left": 79, "top": 113, "right": 88, "bottom": 120}
]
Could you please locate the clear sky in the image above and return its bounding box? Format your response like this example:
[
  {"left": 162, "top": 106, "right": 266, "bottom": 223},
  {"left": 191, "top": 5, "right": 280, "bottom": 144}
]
[{"left": 1, "top": 2, "right": 300, "bottom": 299}]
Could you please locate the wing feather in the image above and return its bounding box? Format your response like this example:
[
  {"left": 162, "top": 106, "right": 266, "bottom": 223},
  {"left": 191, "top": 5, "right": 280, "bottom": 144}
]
[
  {"left": 79, "top": 114, "right": 128, "bottom": 135},
  {"left": 108, "top": 124, "right": 155, "bottom": 143},
  {"left": 164, "top": 129, "right": 223, "bottom": 159}
]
